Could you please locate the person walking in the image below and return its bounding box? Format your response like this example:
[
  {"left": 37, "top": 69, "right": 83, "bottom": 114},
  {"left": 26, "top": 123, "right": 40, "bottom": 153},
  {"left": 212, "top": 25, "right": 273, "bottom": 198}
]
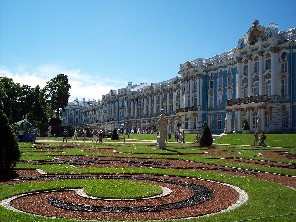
[
  {"left": 73, "top": 129, "right": 78, "bottom": 140},
  {"left": 63, "top": 129, "right": 68, "bottom": 142},
  {"left": 254, "top": 132, "right": 259, "bottom": 146},
  {"left": 83, "top": 128, "right": 87, "bottom": 142},
  {"left": 260, "top": 132, "right": 267, "bottom": 147}
]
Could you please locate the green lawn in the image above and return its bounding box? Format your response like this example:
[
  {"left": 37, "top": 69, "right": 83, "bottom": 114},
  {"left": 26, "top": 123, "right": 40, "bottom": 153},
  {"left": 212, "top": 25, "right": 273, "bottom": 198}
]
[{"left": 0, "top": 133, "right": 295, "bottom": 221}]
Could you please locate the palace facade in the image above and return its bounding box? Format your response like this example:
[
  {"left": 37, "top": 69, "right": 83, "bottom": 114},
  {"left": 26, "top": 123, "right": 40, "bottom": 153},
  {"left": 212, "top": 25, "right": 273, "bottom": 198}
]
[{"left": 62, "top": 21, "right": 296, "bottom": 134}]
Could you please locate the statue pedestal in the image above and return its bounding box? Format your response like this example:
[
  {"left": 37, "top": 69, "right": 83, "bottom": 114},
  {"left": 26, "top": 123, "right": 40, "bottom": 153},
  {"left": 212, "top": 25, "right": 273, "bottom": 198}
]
[
  {"left": 156, "top": 136, "right": 166, "bottom": 150},
  {"left": 156, "top": 109, "right": 167, "bottom": 150}
]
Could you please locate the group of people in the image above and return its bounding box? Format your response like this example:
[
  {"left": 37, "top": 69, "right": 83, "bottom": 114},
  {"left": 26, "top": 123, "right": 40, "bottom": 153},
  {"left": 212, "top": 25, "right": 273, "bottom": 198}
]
[
  {"left": 173, "top": 131, "right": 186, "bottom": 143},
  {"left": 62, "top": 128, "right": 105, "bottom": 143},
  {"left": 91, "top": 129, "right": 104, "bottom": 143},
  {"left": 254, "top": 131, "right": 267, "bottom": 147}
]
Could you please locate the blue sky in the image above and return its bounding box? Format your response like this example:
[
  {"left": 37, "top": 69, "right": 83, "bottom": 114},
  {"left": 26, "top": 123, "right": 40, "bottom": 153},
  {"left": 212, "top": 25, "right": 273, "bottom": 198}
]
[{"left": 1, "top": 0, "right": 295, "bottom": 101}]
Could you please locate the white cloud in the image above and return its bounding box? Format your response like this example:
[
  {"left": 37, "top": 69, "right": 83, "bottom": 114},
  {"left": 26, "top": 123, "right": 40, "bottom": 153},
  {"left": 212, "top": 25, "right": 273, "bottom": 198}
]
[{"left": 0, "top": 64, "right": 127, "bottom": 101}]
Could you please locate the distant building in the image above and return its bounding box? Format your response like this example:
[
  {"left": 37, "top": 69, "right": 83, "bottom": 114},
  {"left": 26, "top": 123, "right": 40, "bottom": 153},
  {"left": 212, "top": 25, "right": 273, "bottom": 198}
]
[{"left": 62, "top": 21, "right": 296, "bottom": 133}]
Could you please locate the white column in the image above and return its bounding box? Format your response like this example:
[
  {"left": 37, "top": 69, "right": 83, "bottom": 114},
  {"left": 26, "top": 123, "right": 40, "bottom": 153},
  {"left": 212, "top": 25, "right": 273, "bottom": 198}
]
[
  {"left": 180, "top": 82, "right": 183, "bottom": 108},
  {"left": 196, "top": 78, "right": 200, "bottom": 106},
  {"left": 184, "top": 81, "right": 188, "bottom": 107},
  {"left": 167, "top": 92, "right": 170, "bottom": 113},
  {"left": 135, "top": 100, "right": 138, "bottom": 118},
  {"left": 248, "top": 58, "right": 252, "bottom": 97},
  {"left": 259, "top": 52, "right": 264, "bottom": 95},
  {"left": 271, "top": 47, "right": 279, "bottom": 95},
  {"left": 173, "top": 91, "right": 176, "bottom": 112},
  {"left": 190, "top": 78, "right": 193, "bottom": 107},
  {"left": 236, "top": 58, "right": 243, "bottom": 98},
  {"left": 199, "top": 76, "right": 203, "bottom": 107},
  {"left": 259, "top": 107, "right": 265, "bottom": 132},
  {"left": 250, "top": 109, "right": 253, "bottom": 129},
  {"left": 225, "top": 111, "right": 232, "bottom": 133},
  {"left": 154, "top": 95, "right": 157, "bottom": 115},
  {"left": 159, "top": 94, "right": 162, "bottom": 111},
  {"left": 237, "top": 110, "right": 242, "bottom": 132},
  {"left": 131, "top": 100, "right": 134, "bottom": 118},
  {"left": 148, "top": 96, "right": 151, "bottom": 116},
  {"left": 143, "top": 97, "right": 147, "bottom": 115},
  {"left": 188, "top": 113, "right": 192, "bottom": 129}
]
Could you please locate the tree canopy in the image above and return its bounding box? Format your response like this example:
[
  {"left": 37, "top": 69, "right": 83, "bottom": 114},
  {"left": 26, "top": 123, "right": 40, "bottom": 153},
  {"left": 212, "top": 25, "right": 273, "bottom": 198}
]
[
  {"left": 0, "top": 74, "right": 71, "bottom": 126},
  {"left": 44, "top": 74, "right": 71, "bottom": 118}
]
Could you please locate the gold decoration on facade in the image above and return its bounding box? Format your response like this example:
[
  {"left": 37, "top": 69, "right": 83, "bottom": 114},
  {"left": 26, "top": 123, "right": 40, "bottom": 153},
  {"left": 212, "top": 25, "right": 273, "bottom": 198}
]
[{"left": 248, "top": 20, "right": 264, "bottom": 45}]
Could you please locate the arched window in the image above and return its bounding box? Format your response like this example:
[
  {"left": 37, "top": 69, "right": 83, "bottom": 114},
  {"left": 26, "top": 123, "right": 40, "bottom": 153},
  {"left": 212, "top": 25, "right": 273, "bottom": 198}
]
[
  {"left": 252, "top": 111, "right": 258, "bottom": 129},
  {"left": 281, "top": 62, "right": 287, "bottom": 73},
  {"left": 217, "top": 113, "right": 222, "bottom": 129},
  {"left": 254, "top": 61, "right": 259, "bottom": 73},
  {"left": 265, "top": 111, "right": 270, "bottom": 127},
  {"left": 243, "top": 64, "right": 248, "bottom": 75},
  {"left": 209, "top": 92, "right": 214, "bottom": 108},
  {"left": 282, "top": 106, "right": 289, "bottom": 128},
  {"left": 227, "top": 69, "right": 232, "bottom": 85},
  {"left": 217, "top": 92, "right": 223, "bottom": 107},
  {"left": 227, "top": 88, "right": 233, "bottom": 99},
  {"left": 218, "top": 75, "right": 223, "bottom": 88},
  {"left": 252, "top": 81, "right": 259, "bottom": 96},
  {"left": 265, "top": 53, "right": 271, "bottom": 70},
  {"left": 281, "top": 75, "right": 288, "bottom": 98},
  {"left": 265, "top": 80, "right": 271, "bottom": 96},
  {"left": 208, "top": 114, "right": 213, "bottom": 128},
  {"left": 241, "top": 77, "right": 248, "bottom": 97}
]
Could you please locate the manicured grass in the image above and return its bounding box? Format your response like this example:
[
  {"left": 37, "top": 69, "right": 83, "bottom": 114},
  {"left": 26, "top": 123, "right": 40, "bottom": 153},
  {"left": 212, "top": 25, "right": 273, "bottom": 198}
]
[
  {"left": 215, "top": 133, "right": 296, "bottom": 148},
  {"left": 1, "top": 134, "right": 295, "bottom": 221},
  {"left": 83, "top": 179, "right": 162, "bottom": 199}
]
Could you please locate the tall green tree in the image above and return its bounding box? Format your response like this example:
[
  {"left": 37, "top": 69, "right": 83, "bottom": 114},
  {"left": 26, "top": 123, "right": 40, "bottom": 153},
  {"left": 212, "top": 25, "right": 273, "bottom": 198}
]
[
  {"left": 26, "top": 86, "right": 48, "bottom": 125},
  {"left": 0, "top": 108, "right": 20, "bottom": 176},
  {"left": 0, "top": 77, "right": 48, "bottom": 125},
  {"left": 44, "top": 74, "right": 71, "bottom": 118},
  {"left": 0, "top": 77, "right": 23, "bottom": 123}
]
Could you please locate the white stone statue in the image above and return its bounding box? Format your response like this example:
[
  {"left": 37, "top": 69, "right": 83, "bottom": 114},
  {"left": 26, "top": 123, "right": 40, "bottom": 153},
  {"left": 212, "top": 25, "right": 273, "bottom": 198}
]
[{"left": 156, "top": 109, "right": 167, "bottom": 150}]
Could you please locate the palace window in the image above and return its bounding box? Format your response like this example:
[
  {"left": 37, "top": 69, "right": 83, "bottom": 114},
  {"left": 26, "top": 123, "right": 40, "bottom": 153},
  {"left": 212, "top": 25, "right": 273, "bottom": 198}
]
[
  {"left": 265, "top": 111, "right": 270, "bottom": 127},
  {"left": 241, "top": 77, "right": 248, "bottom": 97},
  {"left": 252, "top": 81, "right": 259, "bottom": 96},
  {"left": 217, "top": 113, "right": 222, "bottom": 129},
  {"left": 185, "top": 116, "right": 189, "bottom": 129},
  {"left": 281, "top": 62, "right": 287, "bottom": 73},
  {"left": 243, "top": 64, "right": 248, "bottom": 75},
  {"left": 217, "top": 92, "right": 223, "bottom": 107},
  {"left": 227, "top": 89, "right": 233, "bottom": 99},
  {"left": 265, "top": 80, "right": 271, "bottom": 96},
  {"left": 209, "top": 93, "right": 214, "bottom": 108},
  {"left": 265, "top": 58, "right": 271, "bottom": 70},
  {"left": 208, "top": 114, "right": 213, "bottom": 128},
  {"left": 282, "top": 106, "right": 289, "bottom": 128},
  {"left": 252, "top": 112, "right": 258, "bottom": 129},
  {"left": 254, "top": 61, "right": 259, "bottom": 73},
  {"left": 227, "top": 72, "right": 232, "bottom": 85},
  {"left": 281, "top": 77, "right": 288, "bottom": 98},
  {"left": 218, "top": 75, "right": 222, "bottom": 88}
]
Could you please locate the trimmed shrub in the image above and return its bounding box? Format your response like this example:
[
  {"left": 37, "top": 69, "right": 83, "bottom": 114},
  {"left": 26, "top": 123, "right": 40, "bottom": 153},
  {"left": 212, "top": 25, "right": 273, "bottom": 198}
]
[
  {"left": 199, "top": 122, "right": 213, "bottom": 147},
  {"left": 0, "top": 109, "right": 20, "bottom": 176},
  {"left": 111, "top": 129, "right": 119, "bottom": 140},
  {"left": 243, "top": 119, "right": 250, "bottom": 130}
]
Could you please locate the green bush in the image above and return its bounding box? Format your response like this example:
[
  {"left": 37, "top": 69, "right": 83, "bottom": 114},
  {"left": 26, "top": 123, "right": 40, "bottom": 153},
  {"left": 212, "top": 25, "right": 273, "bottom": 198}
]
[
  {"left": 0, "top": 109, "right": 20, "bottom": 177},
  {"left": 199, "top": 122, "right": 213, "bottom": 147},
  {"left": 111, "top": 128, "right": 119, "bottom": 140},
  {"left": 243, "top": 119, "right": 250, "bottom": 130}
]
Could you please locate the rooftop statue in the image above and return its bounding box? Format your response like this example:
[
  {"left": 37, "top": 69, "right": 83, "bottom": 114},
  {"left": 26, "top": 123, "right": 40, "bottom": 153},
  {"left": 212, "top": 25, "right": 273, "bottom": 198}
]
[{"left": 248, "top": 19, "right": 264, "bottom": 45}]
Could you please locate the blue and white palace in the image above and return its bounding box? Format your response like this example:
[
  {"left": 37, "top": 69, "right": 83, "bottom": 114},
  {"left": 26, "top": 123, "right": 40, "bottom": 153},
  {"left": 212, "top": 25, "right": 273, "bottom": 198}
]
[{"left": 62, "top": 21, "right": 296, "bottom": 134}]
